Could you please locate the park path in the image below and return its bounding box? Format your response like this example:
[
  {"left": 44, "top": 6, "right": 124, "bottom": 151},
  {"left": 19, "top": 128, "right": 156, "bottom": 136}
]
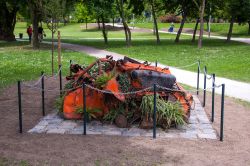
[
  {"left": 60, "top": 42, "right": 250, "bottom": 102},
  {"left": 107, "top": 23, "right": 250, "bottom": 44}
]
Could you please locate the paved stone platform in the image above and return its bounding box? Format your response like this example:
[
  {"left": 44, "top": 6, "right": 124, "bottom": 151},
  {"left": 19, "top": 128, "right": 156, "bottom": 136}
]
[{"left": 28, "top": 96, "right": 217, "bottom": 140}]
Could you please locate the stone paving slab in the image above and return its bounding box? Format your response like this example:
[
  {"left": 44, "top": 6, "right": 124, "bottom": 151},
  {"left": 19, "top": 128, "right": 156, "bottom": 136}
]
[{"left": 28, "top": 95, "right": 217, "bottom": 140}]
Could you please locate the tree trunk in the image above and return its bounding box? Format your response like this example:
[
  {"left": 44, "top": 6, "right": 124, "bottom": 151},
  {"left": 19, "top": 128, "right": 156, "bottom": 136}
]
[
  {"left": 0, "top": 2, "right": 17, "bottom": 41},
  {"left": 113, "top": 17, "right": 115, "bottom": 28},
  {"left": 192, "top": 18, "right": 199, "bottom": 42},
  {"left": 97, "top": 17, "right": 101, "bottom": 30},
  {"left": 206, "top": 19, "right": 209, "bottom": 32},
  {"left": 116, "top": 0, "right": 131, "bottom": 46},
  {"left": 124, "top": 22, "right": 131, "bottom": 46},
  {"left": 85, "top": 18, "right": 88, "bottom": 30},
  {"left": 175, "top": 13, "right": 186, "bottom": 43},
  {"left": 198, "top": 0, "right": 206, "bottom": 48},
  {"left": 151, "top": 0, "right": 160, "bottom": 44},
  {"left": 248, "top": 21, "right": 250, "bottom": 35},
  {"left": 101, "top": 15, "right": 108, "bottom": 45},
  {"left": 28, "top": 1, "right": 40, "bottom": 49},
  {"left": 32, "top": 13, "right": 39, "bottom": 48},
  {"left": 227, "top": 17, "right": 234, "bottom": 42}
]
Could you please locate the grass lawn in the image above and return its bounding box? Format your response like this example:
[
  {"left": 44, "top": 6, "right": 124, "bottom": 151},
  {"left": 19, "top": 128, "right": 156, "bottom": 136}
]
[
  {"left": 129, "top": 22, "right": 250, "bottom": 37},
  {"left": 0, "top": 41, "right": 96, "bottom": 89},
  {"left": 14, "top": 22, "right": 190, "bottom": 40},
  {"left": 13, "top": 22, "right": 250, "bottom": 83},
  {"left": 60, "top": 38, "right": 250, "bottom": 83},
  {"left": 15, "top": 22, "right": 250, "bottom": 39}
]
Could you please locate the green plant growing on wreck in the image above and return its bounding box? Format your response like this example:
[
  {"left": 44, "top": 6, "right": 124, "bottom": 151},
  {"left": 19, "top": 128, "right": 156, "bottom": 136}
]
[
  {"left": 55, "top": 95, "right": 65, "bottom": 112},
  {"left": 140, "top": 95, "right": 186, "bottom": 129},
  {"left": 95, "top": 73, "right": 113, "bottom": 88},
  {"left": 103, "top": 103, "right": 129, "bottom": 124},
  {"left": 103, "top": 109, "right": 119, "bottom": 124},
  {"left": 75, "top": 107, "right": 101, "bottom": 120},
  {"left": 117, "top": 73, "right": 130, "bottom": 93},
  {"left": 64, "top": 80, "right": 74, "bottom": 90}
]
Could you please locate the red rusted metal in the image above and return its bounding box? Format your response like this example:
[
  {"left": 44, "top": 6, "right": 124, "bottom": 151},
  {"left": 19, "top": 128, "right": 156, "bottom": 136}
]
[{"left": 63, "top": 56, "right": 193, "bottom": 120}]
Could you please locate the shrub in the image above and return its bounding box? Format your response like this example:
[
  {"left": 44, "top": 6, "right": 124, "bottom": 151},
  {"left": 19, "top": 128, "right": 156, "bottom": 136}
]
[
  {"left": 140, "top": 94, "right": 186, "bottom": 129},
  {"left": 94, "top": 72, "right": 113, "bottom": 88},
  {"left": 158, "top": 14, "right": 182, "bottom": 23}
]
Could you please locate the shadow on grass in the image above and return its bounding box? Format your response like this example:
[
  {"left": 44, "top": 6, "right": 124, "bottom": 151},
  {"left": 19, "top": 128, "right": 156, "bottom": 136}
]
[
  {"left": 0, "top": 41, "right": 53, "bottom": 51},
  {"left": 0, "top": 41, "right": 28, "bottom": 48}
]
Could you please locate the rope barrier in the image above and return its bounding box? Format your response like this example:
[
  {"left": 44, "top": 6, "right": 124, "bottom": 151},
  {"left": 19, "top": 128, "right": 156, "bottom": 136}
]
[
  {"left": 85, "top": 84, "right": 152, "bottom": 95},
  {"left": 213, "top": 78, "right": 222, "bottom": 88},
  {"left": 22, "top": 84, "right": 82, "bottom": 92},
  {"left": 203, "top": 68, "right": 213, "bottom": 80},
  {"left": 19, "top": 60, "right": 224, "bottom": 95},
  {"left": 22, "top": 67, "right": 63, "bottom": 89},
  {"left": 22, "top": 80, "right": 223, "bottom": 94},
  {"left": 156, "top": 84, "right": 219, "bottom": 93},
  {"left": 44, "top": 66, "right": 62, "bottom": 79},
  {"left": 22, "top": 74, "right": 45, "bottom": 87}
]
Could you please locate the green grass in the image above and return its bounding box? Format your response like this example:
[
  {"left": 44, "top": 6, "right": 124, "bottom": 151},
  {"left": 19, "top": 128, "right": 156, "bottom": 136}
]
[
  {"left": 129, "top": 22, "right": 250, "bottom": 37},
  {"left": 60, "top": 38, "right": 250, "bottom": 83},
  {"left": 13, "top": 22, "right": 250, "bottom": 83},
  {"left": 0, "top": 41, "right": 96, "bottom": 89},
  {"left": 14, "top": 22, "right": 190, "bottom": 40},
  {"left": 14, "top": 22, "right": 250, "bottom": 39}
]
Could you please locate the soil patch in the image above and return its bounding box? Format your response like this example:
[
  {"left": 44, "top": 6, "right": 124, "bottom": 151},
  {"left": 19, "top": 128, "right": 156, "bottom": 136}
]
[{"left": 0, "top": 77, "right": 250, "bottom": 165}]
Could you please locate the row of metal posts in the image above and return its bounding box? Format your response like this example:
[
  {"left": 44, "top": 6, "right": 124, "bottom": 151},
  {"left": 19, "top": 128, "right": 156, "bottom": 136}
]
[
  {"left": 17, "top": 65, "right": 63, "bottom": 133},
  {"left": 17, "top": 60, "right": 225, "bottom": 141},
  {"left": 197, "top": 62, "right": 225, "bottom": 141},
  {"left": 81, "top": 82, "right": 157, "bottom": 138},
  {"left": 81, "top": 60, "right": 224, "bottom": 140}
]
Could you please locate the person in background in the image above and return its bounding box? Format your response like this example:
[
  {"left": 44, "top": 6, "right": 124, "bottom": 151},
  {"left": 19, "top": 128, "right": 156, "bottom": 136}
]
[
  {"left": 38, "top": 25, "right": 45, "bottom": 42},
  {"left": 26, "top": 25, "right": 32, "bottom": 43},
  {"left": 168, "top": 22, "right": 174, "bottom": 32}
]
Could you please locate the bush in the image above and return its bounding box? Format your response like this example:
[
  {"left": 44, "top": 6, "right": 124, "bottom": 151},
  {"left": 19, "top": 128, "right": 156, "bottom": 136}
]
[
  {"left": 158, "top": 14, "right": 182, "bottom": 23},
  {"left": 140, "top": 95, "right": 186, "bottom": 129}
]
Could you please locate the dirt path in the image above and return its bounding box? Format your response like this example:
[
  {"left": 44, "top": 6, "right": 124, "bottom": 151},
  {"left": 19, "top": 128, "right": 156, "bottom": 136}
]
[{"left": 0, "top": 77, "right": 250, "bottom": 165}]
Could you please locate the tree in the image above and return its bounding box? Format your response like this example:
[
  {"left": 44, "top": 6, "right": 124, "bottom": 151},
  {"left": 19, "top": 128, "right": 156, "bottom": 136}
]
[
  {"left": 116, "top": 0, "right": 132, "bottom": 46},
  {"left": 150, "top": 0, "right": 160, "bottom": 44},
  {"left": 85, "top": 0, "right": 115, "bottom": 45},
  {"left": 0, "top": 0, "right": 24, "bottom": 41},
  {"left": 163, "top": 0, "right": 197, "bottom": 43},
  {"left": 236, "top": 0, "right": 250, "bottom": 35},
  {"left": 224, "top": 0, "right": 250, "bottom": 41},
  {"left": 43, "top": 0, "right": 66, "bottom": 74},
  {"left": 27, "top": 0, "right": 43, "bottom": 49},
  {"left": 63, "top": 0, "right": 77, "bottom": 25},
  {"left": 75, "top": 2, "right": 91, "bottom": 28},
  {"left": 192, "top": 18, "right": 199, "bottom": 42},
  {"left": 198, "top": 0, "right": 206, "bottom": 48}
]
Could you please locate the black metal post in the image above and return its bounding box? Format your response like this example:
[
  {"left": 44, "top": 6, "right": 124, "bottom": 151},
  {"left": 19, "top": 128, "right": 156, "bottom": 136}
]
[
  {"left": 82, "top": 83, "right": 87, "bottom": 135},
  {"left": 155, "top": 60, "right": 158, "bottom": 67},
  {"left": 59, "top": 65, "right": 62, "bottom": 96},
  {"left": 41, "top": 72, "right": 45, "bottom": 116},
  {"left": 203, "top": 66, "right": 207, "bottom": 107},
  {"left": 211, "top": 74, "right": 215, "bottom": 122},
  {"left": 153, "top": 84, "right": 157, "bottom": 139},
  {"left": 18, "top": 81, "right": 22, "bottom": 133},
  {"left": 69, "top": 60, "right": 72, "bottom": 76},
  {"left": 220, "top": 84, "right": 225, "bottom": 141},
  {"left": 197, "top": 60, "right": 200, "bottom": 95}
]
